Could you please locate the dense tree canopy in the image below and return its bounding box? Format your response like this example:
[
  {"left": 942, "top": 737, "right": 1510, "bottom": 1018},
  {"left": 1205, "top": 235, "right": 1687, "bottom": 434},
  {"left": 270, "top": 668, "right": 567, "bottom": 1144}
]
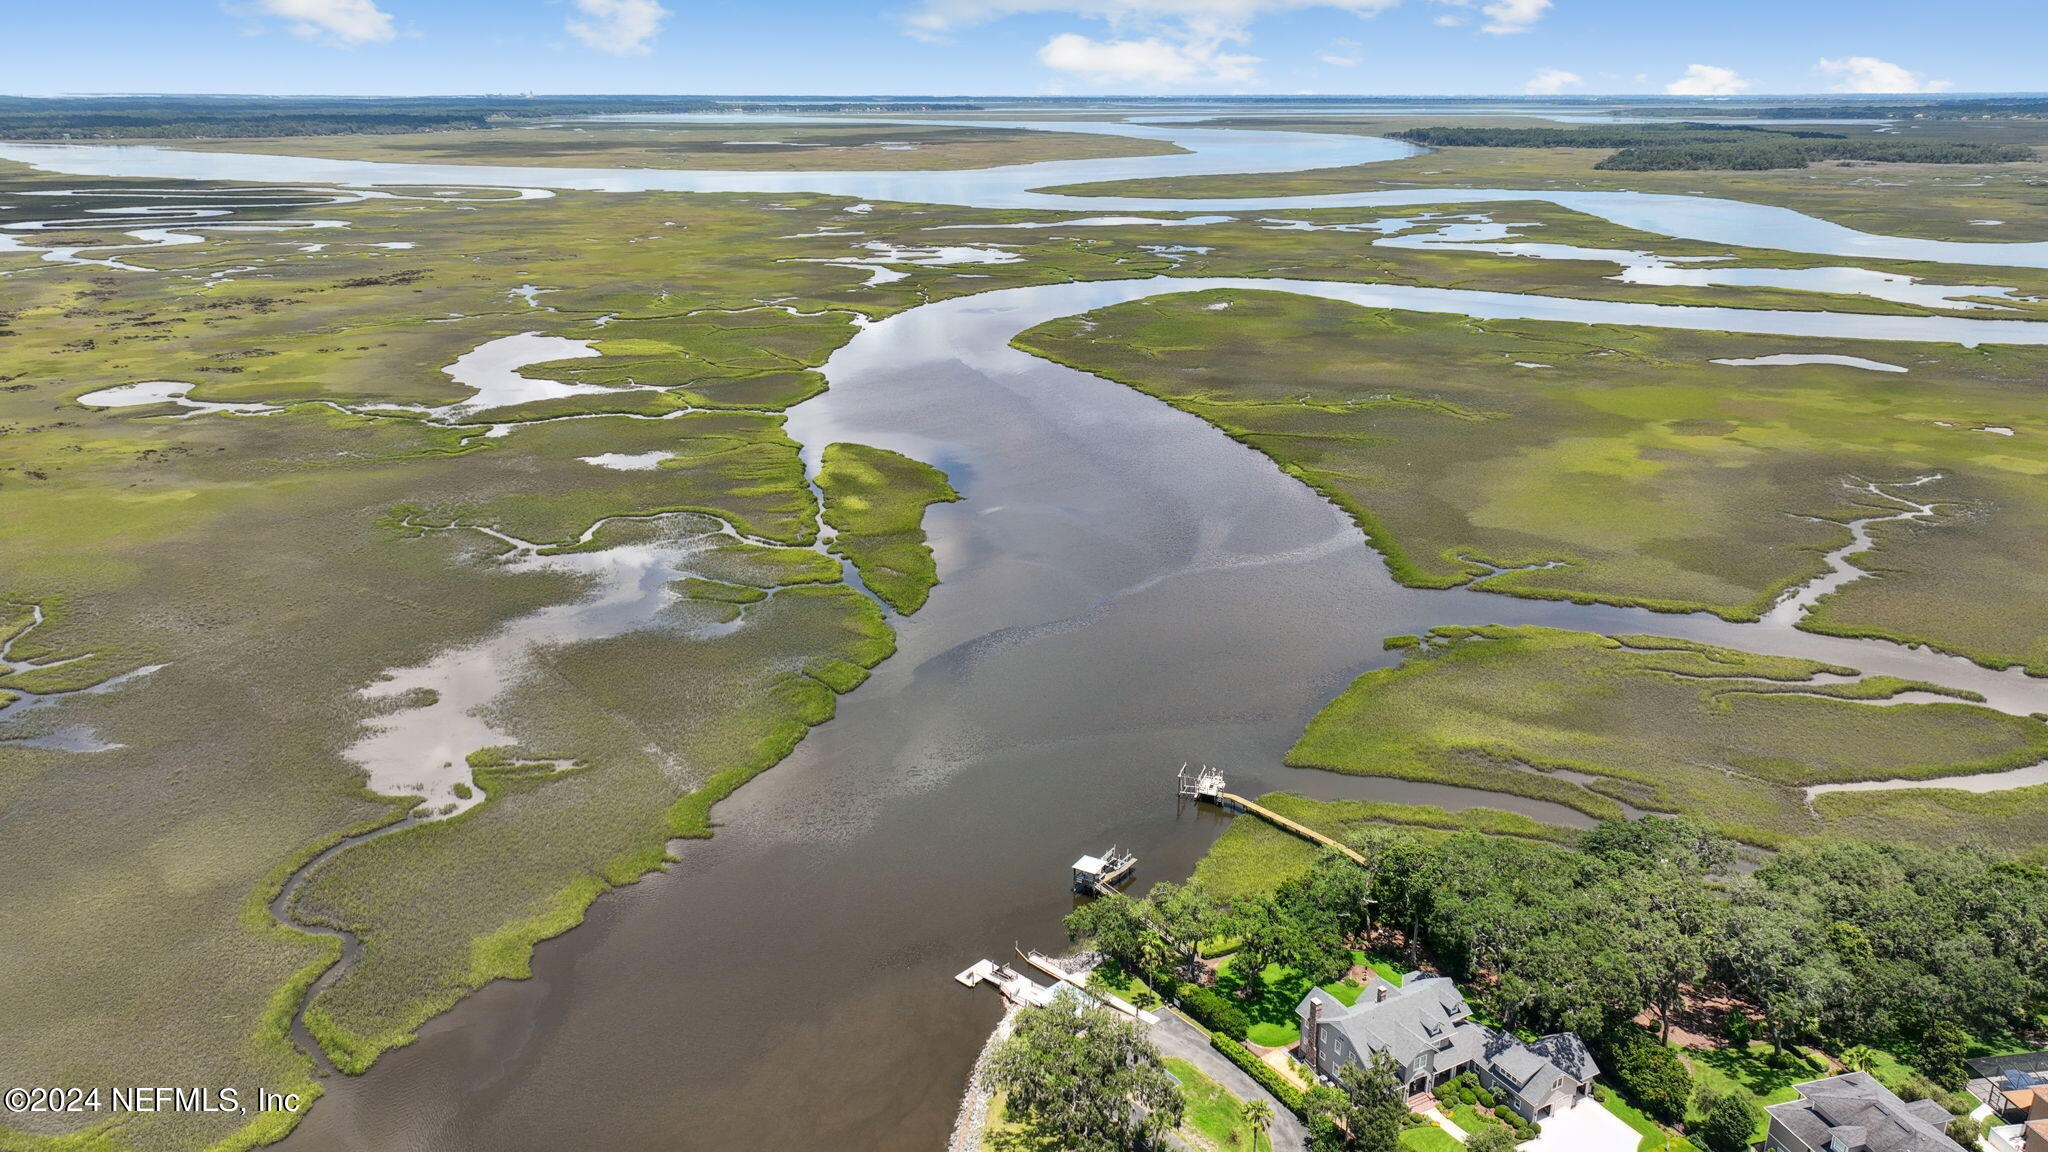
[
  {"left": 0, "top": 96, "right": 979, "bottom": 140},
  {"left": 1385, "top": 124, "right": 2035, "bottom": 169},
  {"left": 1068, "top": 815, "right": 2048, "bottom": 1082},
  {"left": 987, "top": 995, "right": 1183, "bottom": 1152}
]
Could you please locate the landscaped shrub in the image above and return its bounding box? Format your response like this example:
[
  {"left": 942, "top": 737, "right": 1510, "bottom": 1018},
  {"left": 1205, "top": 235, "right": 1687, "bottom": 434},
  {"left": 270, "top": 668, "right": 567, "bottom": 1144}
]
[
  {"left": 1473, "top": 1086, "right": 1496, "bottom": 1108},
  {"left": 1179, "top": 984, "right": 1253, "bottom": 1041},
  {"left": 1694, "top": 1091, "right": 1762, "bottom": 1152},
  {"left": 1210, "top": 1034, "right": 1307, "bottom": 1116},
  {"left": 1897, "top": 1076, "right": 1973, "bottom": 1117}
]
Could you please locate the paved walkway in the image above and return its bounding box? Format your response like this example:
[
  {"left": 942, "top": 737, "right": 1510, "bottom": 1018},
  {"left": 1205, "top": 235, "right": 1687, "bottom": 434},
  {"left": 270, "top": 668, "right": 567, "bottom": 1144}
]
[
  {"left": 1424, "top": 1106, "right": 1470, "bottom": 1142},
  {"left": 1152, "top": 1010, "right": 1309, "bottom": 1151}
]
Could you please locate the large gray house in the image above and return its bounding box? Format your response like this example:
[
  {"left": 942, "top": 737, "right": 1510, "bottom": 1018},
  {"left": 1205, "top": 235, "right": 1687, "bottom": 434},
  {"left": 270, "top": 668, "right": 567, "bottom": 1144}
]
[
  {"left": 1764, "top": 1072, "right": 1966, "bottom": 1152},
  {"left": 1295, "top": 972, "right": 1599, "bottom": 1121}
]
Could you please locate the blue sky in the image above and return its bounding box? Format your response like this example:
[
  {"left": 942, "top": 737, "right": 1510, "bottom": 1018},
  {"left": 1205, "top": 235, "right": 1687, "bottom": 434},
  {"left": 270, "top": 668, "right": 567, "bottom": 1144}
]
[{"left": 5, "top": 0, "right": 2040, "bottom": 98}]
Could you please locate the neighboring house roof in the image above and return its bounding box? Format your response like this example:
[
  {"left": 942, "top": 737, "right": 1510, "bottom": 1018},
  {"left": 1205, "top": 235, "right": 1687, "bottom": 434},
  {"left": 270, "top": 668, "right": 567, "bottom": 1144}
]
[
  {"left": 1767, "top": 1072, "right": 1966, "bottom": 1152},
  {"left": 1530, "top": 1033, "right": 1599, "bottom": 1084},
  {"left": 1482, "top": 1030, "right": 1593, "bottom": 1106}
]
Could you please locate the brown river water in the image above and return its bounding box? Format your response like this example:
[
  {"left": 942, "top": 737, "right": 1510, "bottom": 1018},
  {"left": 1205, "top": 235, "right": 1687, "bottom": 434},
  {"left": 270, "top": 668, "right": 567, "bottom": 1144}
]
[{"left": 274, "top": 277, "right": 2048, "bottom": 1152}]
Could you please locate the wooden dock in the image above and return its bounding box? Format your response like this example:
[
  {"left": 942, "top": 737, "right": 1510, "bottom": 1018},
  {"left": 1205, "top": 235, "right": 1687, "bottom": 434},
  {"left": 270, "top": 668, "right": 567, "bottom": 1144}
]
[
  {"left": 1184, "top": 763, "right": 1363, "bottom": 863},
  {"left": 1215, "top": 791, "right": 1368, "bottom": 865}
]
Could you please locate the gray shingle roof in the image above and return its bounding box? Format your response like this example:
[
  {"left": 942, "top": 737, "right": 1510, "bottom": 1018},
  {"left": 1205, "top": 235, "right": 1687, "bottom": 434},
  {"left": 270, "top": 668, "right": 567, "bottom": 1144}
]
[
  {"left": 1294, "top": 974, "right": 1598, "bottom": 1105},
  {"left": 1295, "top": 975, "right": 1474, "bottom": 1069},
  {"left": 1766, "top": 1072, "right": 1966, "bottom": 1152}
]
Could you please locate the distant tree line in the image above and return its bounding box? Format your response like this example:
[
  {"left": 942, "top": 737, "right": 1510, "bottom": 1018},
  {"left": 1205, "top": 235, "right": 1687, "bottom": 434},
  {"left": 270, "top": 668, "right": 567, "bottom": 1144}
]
[
  {"left": 1067, "top": 818, "right": 2047, "bottom": 1115},
  {"left": 1636, "top": 98, "right": 2048, "bottom": 120},
  {"left": 1388, "top": 124, "right": 1845, "bottom": 148},
  {"left": 1389, "top": 123, "right": 2037, "bottom": 169},
  {"left": 1596, "top": 138, "right": 2037, "bottom": 170},
  {"left": 0, "top": 96, "right": 983, "bottom": 141}
]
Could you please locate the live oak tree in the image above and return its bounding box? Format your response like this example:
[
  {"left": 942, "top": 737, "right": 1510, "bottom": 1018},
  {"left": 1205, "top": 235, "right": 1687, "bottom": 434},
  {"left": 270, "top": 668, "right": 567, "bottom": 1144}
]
[
  {"left": 1064, "top": 893, "right": 1157, "bottom": 977},
  {"left": 1309, "top": 1053, "right": 1407, "bottom": 1152},
  {"left": 988, "top": 995, "right": 1183, "bottom": 1152}
]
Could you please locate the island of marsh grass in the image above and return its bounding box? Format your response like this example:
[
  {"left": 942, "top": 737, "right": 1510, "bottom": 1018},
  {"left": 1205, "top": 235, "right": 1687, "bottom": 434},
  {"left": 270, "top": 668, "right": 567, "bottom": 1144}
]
[
  {"left": 160, "top": 121, "right": 1184, "bottom": 172},
  {"left": 1045, "top": 116, "right": 2048, "bottom": 244},
  {"left": 912, "top": 196, "right": 2048, "bottom": 321},
  {"left": 0, "top": 163, "right": 1133, "bottom": 1151},
  {"left": 816, "top": 442, "right": 962, "bottom": 614},
  {"left": 292, "top": 581, "right": 895, "bottom": 1073},
  {"left": 1014, "top": 288, "right": 2048, "bottom": 672},
  {"left": 1285, "top": 625, "right": 2048, "bottom": 848}
]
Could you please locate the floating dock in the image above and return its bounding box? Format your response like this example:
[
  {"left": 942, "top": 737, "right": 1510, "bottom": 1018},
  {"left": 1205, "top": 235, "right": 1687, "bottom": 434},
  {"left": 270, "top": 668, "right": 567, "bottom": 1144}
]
[{"left": 954, "top": 959, "right": 1058, "bottom": 1007}]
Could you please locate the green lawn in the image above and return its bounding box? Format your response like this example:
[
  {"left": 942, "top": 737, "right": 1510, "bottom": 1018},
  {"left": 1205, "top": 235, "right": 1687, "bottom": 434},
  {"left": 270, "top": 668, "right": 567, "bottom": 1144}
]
[
  {"left": 1601, "top": 1090, "right": 1672, "bottom": 1152},
  {"left": 1401, "top": 1124, "right": 1467, "bottom": 1152},
  {"left": 1686, "top": 1043, "right": 1809, "bottom": 1141},
  {"left": 1217, "top": 956, "right": 1390, "bottom": 1048},
  {"left": 1166, "top": 1058, "right": 1266, "bottom": 1151},
  {"left": 1324, "top": 978, "right": 1367, "bottom": 1007},
  {"left": 1358, "top": 950, "right": 1407, "bottom": 987},
  {"left": 1087, "top": 959, "right": 1162, "bottom": 1009}
]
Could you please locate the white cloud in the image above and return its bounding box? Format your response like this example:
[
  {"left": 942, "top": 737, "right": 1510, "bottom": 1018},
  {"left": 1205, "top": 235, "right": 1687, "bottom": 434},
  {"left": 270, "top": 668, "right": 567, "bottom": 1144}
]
[
  {"left": 565, "top": 0, "right": 670, "bottom": 55},
  {"left": 1319, "top": 36, "right": 1360, "bottom": 66},
  {"left": 1665, "top": 63, "right": 1750, "bottom": 96},
  {"left": 906, "top": 0, "right": 1552, "bottom": 86},
  {"left": 254, "top": 0, "right": 394, "bottom": 45},
  {"left": 1428, "top": 0, "right": 1548, "bottom": 34},
  {"left": 1815, "top": 56, "right": 1953, "bottom": 94},
  {"left": 907, "top": 0, "right": 1408, "bottom": 43},
  {"left": 1476, "top": 0, "right": 1548, "bottom": 34},
  {"left": 1038, "top": 31, "right": 1260, "bottom": 84},
  {"left": 1524, "top": 67, "right": 1581, "bottom": 95}
]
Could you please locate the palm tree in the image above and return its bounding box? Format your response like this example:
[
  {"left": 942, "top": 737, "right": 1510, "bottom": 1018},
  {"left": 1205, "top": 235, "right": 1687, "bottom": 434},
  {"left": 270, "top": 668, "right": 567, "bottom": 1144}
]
[
  {"left": 1240, "top": 1098, "right": 1273, "bottom": 1152},
  {"left": 1842, "top": 1045, "right": 1879, "bottom": 1074}
]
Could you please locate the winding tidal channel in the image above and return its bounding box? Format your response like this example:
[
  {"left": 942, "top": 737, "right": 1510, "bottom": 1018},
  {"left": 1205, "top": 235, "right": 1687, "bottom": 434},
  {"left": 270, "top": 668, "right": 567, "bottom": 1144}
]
[{"left": 12, "top": 117, "right": 2048, "bottom": 1151}]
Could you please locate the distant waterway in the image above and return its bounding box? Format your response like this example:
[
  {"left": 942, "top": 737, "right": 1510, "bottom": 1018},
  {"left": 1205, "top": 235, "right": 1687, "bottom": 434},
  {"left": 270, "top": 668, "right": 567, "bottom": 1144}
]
[{"left": 8, "top": 116, "right": 2048, "bottom": 268}]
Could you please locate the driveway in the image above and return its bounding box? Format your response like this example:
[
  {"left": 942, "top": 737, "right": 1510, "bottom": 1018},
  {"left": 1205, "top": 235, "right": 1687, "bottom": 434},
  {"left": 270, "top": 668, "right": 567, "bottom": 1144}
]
[
  {"left": 1523, "top": 1097, "right": 1641, "bottom": 1152},
  {"left": 1151, "top": 1010, "right": 1310, "bottom": 1151}
]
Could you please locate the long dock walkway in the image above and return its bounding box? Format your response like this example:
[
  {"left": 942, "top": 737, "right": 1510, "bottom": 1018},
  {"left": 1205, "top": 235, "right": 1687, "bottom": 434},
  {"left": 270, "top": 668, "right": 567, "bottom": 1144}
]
[{"left": 1214, "top": 792, "right": 1368, "bottom": 865}]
